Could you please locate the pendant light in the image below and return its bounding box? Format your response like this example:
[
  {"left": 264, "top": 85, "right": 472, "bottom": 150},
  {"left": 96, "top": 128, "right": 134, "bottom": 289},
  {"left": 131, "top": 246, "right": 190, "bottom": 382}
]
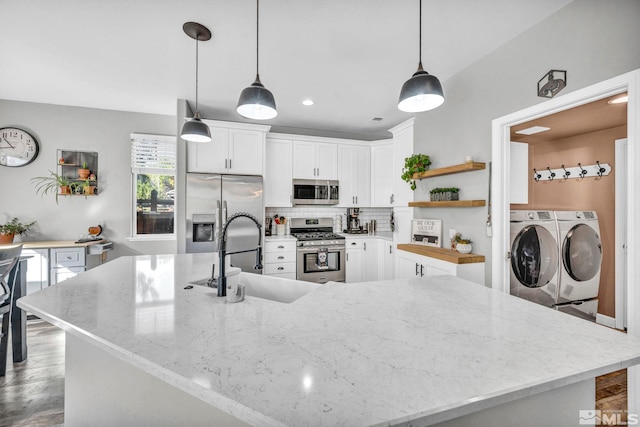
[
  {"left": 181, "top": 22, "right": 212, "bottom": 142},
  {"left": 398, "top": 0, "right": 444, "bottom": 113},
  {"left": 237, "top": 0, "right": 277, "bottom": 120}
]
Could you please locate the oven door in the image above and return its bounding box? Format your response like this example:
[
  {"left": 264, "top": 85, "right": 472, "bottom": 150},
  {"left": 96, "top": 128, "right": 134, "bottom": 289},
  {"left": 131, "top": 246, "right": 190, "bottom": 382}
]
[{"left": 297, "top": 245, "right": 345, "bottom": 283}]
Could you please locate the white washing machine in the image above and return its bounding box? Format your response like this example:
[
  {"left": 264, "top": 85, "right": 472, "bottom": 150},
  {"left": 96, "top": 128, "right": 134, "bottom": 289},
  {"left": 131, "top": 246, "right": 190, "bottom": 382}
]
[
  {"left": 554, "top": 210, "right": 602, "bottom": 305},
  {"left": 510, "top": 210, "right": 560, "bottom": 307}
]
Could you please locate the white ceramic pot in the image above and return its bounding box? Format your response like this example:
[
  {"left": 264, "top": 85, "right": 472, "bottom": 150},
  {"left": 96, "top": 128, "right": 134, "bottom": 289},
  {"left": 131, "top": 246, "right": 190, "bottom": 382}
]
[{"left": 456, "top": 243, "right": 472, "bottom": 254}]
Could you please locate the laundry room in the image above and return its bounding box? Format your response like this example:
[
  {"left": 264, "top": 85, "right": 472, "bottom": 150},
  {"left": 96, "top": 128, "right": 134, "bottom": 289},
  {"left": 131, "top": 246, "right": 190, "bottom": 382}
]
[{"left": 509, "top": 92, "right": 628, "bottom": 323}]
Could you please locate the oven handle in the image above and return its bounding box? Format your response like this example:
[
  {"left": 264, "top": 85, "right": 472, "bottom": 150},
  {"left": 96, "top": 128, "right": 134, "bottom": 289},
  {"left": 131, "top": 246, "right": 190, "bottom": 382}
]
[{"left": 297, "top": 246, "right": 345, "bottom": 253}]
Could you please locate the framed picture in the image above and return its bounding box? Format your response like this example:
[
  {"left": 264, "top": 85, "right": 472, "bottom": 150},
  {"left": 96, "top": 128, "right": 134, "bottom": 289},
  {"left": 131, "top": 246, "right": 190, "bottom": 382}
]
[{"left": 411, "top": 219, "right": 442, "bottom": 247}]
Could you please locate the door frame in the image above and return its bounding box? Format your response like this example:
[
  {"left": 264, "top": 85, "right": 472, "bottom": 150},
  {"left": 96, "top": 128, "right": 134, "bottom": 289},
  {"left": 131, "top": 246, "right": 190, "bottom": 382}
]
[
  {"left": 491, "top": 69, "right": 640, "bottom": 410},
  {"left": 615, "top": 138, "right": 628, "bottom": 330}
]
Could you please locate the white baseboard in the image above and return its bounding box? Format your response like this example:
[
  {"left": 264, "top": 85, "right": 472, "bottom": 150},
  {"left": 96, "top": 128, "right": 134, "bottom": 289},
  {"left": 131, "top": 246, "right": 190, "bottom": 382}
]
[{"left": 596, "top": 313, "right": 617, "bottom": 329}]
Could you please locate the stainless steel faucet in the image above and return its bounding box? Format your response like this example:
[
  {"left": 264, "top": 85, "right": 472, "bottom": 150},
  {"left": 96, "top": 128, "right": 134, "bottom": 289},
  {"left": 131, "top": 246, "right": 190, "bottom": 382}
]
[{"left": 217, "top": 212, "right": 263, "bottom": 297}]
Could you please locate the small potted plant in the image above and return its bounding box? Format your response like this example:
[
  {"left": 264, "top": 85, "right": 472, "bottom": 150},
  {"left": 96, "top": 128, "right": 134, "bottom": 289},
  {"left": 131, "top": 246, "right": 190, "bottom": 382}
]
[
  {"left": 31, "top": 170, "right": 76, "bottom": 203},
  {"left": 429, "top": 187, "right": 460, "bottom": 201},
  {"left": 82, "top": 179, "right": 97, "bottom": 196},
  {"left": 78, "top": 161, "right": 90, "bottom": 180},
  {"left": 401, "top": 154, "right": 432, "bottom": 191},
  {"left": 0, "top": 217, "right": 36, "bottom": 244},
  {"left": 451, "top": 232, "right": 473, "bottom": 254}
]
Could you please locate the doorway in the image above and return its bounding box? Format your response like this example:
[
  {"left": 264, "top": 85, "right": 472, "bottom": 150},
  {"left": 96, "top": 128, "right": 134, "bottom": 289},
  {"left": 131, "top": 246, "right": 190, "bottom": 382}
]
[{"left": 491, "top": 68, "right": 640, "bottom": 410}]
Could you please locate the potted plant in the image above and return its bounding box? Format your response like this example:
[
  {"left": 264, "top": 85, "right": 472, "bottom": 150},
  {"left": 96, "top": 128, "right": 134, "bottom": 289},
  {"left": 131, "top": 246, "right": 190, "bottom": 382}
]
[
  {"left": 0, "top": 217, "right": 36, "bottom": 244},
  {"left": 78, "top": 161, "right": 90, "bottom": 180},
  {"left": 401, "top": 154, "right": 432, "bottom": 191},
  {"left": 429, "top": 187, "right": 460, "bottom": 201},
  {"left": 451, "top": 232, "right": 473, "bottom": 254},
  {"left": 82, "top": 179, "right": 97, "bottom": 196},
  {"left": 31, "top": 170, "right": 76, "bottom": 203}
]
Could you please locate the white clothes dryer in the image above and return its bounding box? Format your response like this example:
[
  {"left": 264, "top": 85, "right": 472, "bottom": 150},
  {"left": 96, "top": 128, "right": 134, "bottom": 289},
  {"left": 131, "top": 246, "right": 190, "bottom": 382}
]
[
  {"left": 510, "top": 210, "right": 560, "bottom": 307},
  {"left": 554, "top": 211, "right": 603, "bottom": 304}
]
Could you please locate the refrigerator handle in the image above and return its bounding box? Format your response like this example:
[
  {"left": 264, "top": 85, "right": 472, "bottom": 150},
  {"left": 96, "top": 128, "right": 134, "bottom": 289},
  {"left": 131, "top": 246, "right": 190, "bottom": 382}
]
[
  {"left": 216, "top": 200, "right": 221, "bottom": 242},
  {"left": 223, "top": 200, "right": 228, "bottom": 224}
]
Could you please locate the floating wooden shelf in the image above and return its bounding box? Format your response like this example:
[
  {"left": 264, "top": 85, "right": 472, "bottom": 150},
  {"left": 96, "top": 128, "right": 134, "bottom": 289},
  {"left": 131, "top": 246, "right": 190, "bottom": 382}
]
[
  {"left": 397, "top": 244, "right": 485, "bottom": 264},
  {"left": 409, "top": 200, "right": 486, "bottom": 208},
  {"left": 412, "top": 162, "right": 486, "bottom": 180}
]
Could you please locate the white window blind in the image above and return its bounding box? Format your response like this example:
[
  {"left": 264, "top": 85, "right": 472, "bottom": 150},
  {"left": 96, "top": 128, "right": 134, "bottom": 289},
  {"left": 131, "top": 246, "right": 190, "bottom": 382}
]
[{"left": 131, "top": 133, "right": 176, "bottom": 174}]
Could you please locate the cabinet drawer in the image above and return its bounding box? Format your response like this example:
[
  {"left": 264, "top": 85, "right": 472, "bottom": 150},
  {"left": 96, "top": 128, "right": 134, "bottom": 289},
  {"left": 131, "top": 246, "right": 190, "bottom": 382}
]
[
  {"left": 265, "top": 241, "right": 296, "bottom": 253},
  {"left": 265, "top": 251, "right": 296, "bottom": 264},
  {"left": 346, "top": 240, "right": 364, "bottom": 250},
  {"left": 264, "top": 262, "right": 296, "bottom": 275},
  {"left": 51, "top": 248, "right": 86, "bottom": 268}
]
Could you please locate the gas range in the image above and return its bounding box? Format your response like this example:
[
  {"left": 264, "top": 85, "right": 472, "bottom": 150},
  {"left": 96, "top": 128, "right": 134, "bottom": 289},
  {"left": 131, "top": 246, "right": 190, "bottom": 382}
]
[{"left": 289, "top": 218, "right": 346, "bottom": 248}]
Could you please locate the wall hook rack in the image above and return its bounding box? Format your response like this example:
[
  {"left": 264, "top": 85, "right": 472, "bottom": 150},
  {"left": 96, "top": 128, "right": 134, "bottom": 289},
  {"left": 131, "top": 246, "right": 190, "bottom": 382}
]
[
  {"left": 533, "top": 168, "right": 542, "bottom": 182},
  {"left": 532, "top": 162, "right": 612, "bottom": 182}
]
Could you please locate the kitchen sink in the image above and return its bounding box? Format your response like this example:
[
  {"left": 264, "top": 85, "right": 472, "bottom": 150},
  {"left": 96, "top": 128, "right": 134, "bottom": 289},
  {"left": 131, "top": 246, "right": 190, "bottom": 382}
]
[{"left": 189, "top": 273, "right": 320, "bottom": 303}]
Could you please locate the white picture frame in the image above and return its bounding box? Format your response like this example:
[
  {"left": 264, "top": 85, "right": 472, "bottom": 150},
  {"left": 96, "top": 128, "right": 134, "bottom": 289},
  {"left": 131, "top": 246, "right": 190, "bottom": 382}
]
[{"left": 411, "top": 219, "right": 442, "bottom": 247}]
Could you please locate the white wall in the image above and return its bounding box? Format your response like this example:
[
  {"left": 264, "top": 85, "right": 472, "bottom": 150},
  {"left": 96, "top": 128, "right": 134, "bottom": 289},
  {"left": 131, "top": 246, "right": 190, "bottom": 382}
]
[
  {"left": 0, "top": 100, "right": 177, "bottom": 259},
  {"left": 411, "top": 0, "right": 640, "bottom": 286}
]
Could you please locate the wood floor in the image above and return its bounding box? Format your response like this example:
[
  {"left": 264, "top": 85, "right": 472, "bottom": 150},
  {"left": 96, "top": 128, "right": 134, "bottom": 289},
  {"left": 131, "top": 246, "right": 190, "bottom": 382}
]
[{"left": 0, "top": 320, "right": 628, "bottom": 426}]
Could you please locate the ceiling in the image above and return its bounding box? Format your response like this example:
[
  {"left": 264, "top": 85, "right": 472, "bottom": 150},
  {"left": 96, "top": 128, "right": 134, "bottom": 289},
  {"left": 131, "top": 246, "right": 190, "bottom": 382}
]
[
  {"left": 1, "top": 0, "right": 574, "bottom": 140},
  {"left": 510, "top": 93, "right": 628, "bottom": 144}
]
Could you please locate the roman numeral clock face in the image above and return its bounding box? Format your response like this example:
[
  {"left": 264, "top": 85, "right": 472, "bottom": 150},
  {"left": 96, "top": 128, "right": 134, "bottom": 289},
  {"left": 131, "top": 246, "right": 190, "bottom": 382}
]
[{"left": 0, "top": 127, "right": 40, "bottom": 167}]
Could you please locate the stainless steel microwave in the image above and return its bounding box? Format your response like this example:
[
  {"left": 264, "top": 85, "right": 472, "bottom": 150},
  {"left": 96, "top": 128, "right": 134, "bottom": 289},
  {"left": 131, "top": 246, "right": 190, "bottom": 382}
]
[{"left": 292, "top": 179, "right": 339, "bottom": 205}]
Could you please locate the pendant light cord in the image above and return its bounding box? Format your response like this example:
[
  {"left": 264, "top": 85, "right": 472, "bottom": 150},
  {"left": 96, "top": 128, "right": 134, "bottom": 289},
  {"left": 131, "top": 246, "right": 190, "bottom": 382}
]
[
  {"left": 418, "top": 0, "right": 423, "bottom": 70},
  {"left": 195, "top": 34, "right": 200, "bottom": 112},
  {"left": 256, "top": 0, "right": 260, "bottom": 78}
]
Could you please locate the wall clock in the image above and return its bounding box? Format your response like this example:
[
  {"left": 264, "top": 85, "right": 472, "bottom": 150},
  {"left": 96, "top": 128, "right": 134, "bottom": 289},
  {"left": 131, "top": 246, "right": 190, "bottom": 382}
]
[{"left": 0, "top": 127, "right": 40, "bottom": 167}]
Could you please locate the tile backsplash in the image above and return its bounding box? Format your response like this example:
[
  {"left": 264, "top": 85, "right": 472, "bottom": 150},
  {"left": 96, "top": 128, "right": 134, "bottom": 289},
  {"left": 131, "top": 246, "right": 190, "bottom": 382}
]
[{"left": 266, "top": 207, "right": 393, "bottom": 232}]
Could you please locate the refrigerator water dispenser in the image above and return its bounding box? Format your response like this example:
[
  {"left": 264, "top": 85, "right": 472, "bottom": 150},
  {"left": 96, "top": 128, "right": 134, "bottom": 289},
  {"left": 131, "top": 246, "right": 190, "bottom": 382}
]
[{"left": 192, "top": 214, "right": 215, "bottom": 242}]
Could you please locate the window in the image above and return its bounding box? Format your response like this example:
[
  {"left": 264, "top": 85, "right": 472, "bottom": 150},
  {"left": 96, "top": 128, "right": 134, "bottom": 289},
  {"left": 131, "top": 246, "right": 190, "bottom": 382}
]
[{"left": 131, "top": 134, "right": 176, "bottom": 238}]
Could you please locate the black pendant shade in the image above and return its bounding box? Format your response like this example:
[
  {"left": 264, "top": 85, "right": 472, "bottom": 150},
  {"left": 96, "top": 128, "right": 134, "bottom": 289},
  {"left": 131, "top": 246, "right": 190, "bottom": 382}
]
[
  {"left": 181, "top": 22, "right": 212, "bottom": 142},
  {"left": 237, "top": 0, "right": 278, "bottom": 120},
  {"left": 398, "top": 0, "right": 444, "bottom": 113}
]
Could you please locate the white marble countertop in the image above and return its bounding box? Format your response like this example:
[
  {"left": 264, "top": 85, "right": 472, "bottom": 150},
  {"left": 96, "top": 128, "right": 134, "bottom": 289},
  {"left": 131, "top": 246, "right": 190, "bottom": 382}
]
[
  {"left": 18, "top": 253, "right": 640, "bottom": 426},
  {"left": 340, "top": 231, "right": 393, "bottom": 241},
  {"left": 265, "top": 235, "right": 297, "bottom": 242}
]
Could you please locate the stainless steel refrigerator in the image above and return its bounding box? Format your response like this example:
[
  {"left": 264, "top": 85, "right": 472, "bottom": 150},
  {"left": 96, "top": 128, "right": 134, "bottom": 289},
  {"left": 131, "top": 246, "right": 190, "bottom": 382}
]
[{"left": 186, "top": 174, "right": 263, "bottom": 274}]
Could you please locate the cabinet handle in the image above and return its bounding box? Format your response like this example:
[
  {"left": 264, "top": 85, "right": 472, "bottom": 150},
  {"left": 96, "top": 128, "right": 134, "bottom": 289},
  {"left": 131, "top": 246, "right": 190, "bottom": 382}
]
[
  {"left": 229, "top": 159, "right": 232, "bottom": 169},
  {"left": 278, "top": 256, "right": 284, "bottom": 260},
  {"left": 415, "top": 263, "right": 419, "bottom": 276},
  {"left": 364, "top": 243, "right": 366, "bottom": 251},
  {"left": 225, "top": 159, "right": 228, "bottom": 169},
  {"left": 420, "top": 264, "right": 424, "bottom": 277},
  {"left": 277, "top": 267, "right": 284, "bottom": 270},
  {"left": 346, "top": 253, "right": 349, "bottom": 261},
  {"left": 317, "top": 168, "right": 320, "bottom": 176},
  {"left": 355, "top": 196, "right": 358, "bottom": 204},
  {"left": 390, "top": 194, "right": 394, "bottom": 204},
  {"left": 351, "top": 242, "right": 357, "bottom": 245},
  {"left": 389, "top": 245, "right": 392, "bottom": 254},
  {"left": 278, "top": 245, "right": 285, "bottom": 249}
]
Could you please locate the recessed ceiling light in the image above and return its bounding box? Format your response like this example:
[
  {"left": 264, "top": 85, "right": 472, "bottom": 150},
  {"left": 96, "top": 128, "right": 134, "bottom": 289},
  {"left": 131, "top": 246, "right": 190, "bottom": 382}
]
[
  {"left": 302, "top": 99, "right": 314, "bottom": 106},
  {"left": 515, "top": 126, "right": 551, "bottom": 135},
  {"left": 608, "top": 94, "right": 628, "bottom": 104}
]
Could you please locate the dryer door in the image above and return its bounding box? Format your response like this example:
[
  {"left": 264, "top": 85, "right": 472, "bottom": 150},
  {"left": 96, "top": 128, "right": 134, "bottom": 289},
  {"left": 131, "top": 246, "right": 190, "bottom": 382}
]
[
  {"left": 562, "top": 224, "right": 602, "bottom": 281},
  {"left": 511, "top": 225, "right": 558, "bottom": 288}
]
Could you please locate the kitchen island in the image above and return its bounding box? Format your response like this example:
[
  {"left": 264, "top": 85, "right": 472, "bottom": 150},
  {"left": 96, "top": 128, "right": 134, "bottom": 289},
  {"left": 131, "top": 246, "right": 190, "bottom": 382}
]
[{"left": 18, "top": 253, "right": 640, "bottom": 426}]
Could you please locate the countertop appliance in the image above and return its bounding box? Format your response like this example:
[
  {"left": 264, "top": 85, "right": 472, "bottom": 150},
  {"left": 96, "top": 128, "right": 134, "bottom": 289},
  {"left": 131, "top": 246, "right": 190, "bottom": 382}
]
[
  {"left": 553, "top": 210, "right": 602, "bottom": 321},
  {"left": 292, "top": 179, "right": 339, "bottom": 206},
  {"left": 509, "top": 210, "right": 559, "bottom": 308},
  {"left": 345, "top": 208, "right": 367, "bottom": 234},
  {"left": 186, "top": 174, "right": 263, "bottom": 274},
  {"left": 290, "top": 217, "right": 345, "bottom": 283}
]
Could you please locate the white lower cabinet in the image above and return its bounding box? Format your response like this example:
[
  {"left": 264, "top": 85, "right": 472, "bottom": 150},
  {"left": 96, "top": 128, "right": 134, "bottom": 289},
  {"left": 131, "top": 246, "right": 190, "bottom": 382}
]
[
  {"left": 377, "top": 240, "right": 394, "bottom": 280},
  {"left": 345, "top": 238, "right": 378, "bottom": 283},
  {"left": 22, "top": 248, "right": 49, "bottom": 295},
  {"left": 50, "top": 247, "right": 86, "bottom": 285},
  {"left": 264, "top": 240, "right": 296, "bottom": 280},
  {"left": 396, "top": 249, "right": 485, "bottom": 285}
]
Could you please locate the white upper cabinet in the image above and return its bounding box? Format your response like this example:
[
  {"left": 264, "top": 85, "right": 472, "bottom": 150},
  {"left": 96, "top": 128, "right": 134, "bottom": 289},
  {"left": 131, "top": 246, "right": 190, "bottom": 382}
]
[
  {"left": 510, "top": 141, "right": 529, "bottom": 204},
  {"left": 371, "top": 142, "right": 393, "bottom": 207},
  {"left": 265, "top": 138, "right": 293, "bottom": 207},
  {"left": 293, "top": 140, "right": 338, "bottom": 180},
  {"left": 186, "top": 121, "right": 269, "bottom": 175},
  {"left": 390, "top": 119, "right": 414, "bottom": 206},
  {"left": 338, "top": 144, "right": 371, "bottom": 207}
]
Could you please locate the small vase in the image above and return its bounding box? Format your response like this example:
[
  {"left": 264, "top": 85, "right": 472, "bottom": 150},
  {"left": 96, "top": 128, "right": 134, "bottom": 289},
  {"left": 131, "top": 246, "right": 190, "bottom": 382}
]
[
  {"left": 78, "top": 168, "right": 90, "bottom": 179},
  {"left": 456, "top": 243, "right": 472, "bottom": 254}
]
